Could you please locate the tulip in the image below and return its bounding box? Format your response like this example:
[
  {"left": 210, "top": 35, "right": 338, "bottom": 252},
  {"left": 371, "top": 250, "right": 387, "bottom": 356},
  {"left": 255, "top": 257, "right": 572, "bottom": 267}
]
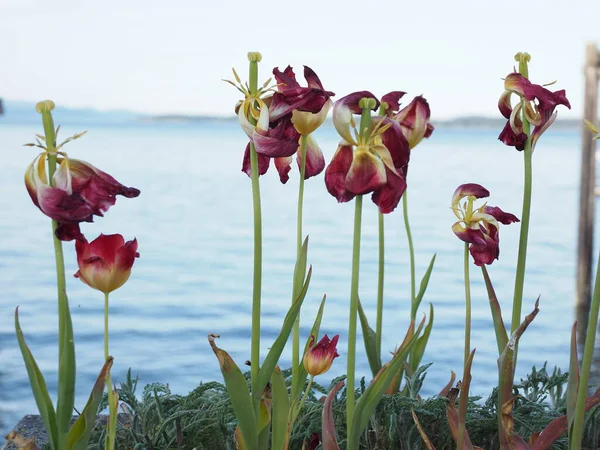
[
  {"left": 303, "top": 334, "right": 339, "bottom": 376},
  {"left": 451, "top": 183, "right": 519, "bottom": 266},
  {"left": 498, "top": 72, "right": 570, "bottom": 151},
  {"left": 325, "top": 91, "right": 411, "bottom": 213},
  {"left": 25, "top": 153, "right": 140, "bottom": 241},
  {"left": 383, "top": 94, "right": 434, "bottom": 149},
  {"left": 74, "top": 234, "right": 139, "bottom": 294},
  {"left": 236, "top": 65, "right": 334, "bottom": 183}
]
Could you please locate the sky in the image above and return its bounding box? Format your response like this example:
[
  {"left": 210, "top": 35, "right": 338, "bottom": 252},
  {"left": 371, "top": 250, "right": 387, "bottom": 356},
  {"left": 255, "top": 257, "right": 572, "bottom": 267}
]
[{"left": 1, "top": 0, "right": 599, "bottom": 119}]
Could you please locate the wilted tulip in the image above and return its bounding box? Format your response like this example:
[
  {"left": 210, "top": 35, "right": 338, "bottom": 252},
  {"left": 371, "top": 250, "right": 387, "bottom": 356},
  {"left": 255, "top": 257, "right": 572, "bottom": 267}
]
[
  {"left": 498, "top": 73, "right": 570, "bottom": 151},
  {"left": 74, "top": 233, "right": 139, "bottom": 294},
  {"left": 390, "top": 95, "right": 434, "bottom": 149},
  {"left": 325, "top": 91, "right": 411, "bottom": 213},
  {"left": 25, "top": 153, "right": 140, "bottom": 241},
  {"left": 303, "top": 334, "right": 339, "bottom": 376},
  {"left": 451, "top": 183, "right": 519, "bottom": 266}
]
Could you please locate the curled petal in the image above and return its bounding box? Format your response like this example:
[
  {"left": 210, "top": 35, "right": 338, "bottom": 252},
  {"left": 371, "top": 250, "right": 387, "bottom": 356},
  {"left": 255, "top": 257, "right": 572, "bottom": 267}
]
[
  {"left": 253, "top": 117, "right": 300, "bottom": 157},
  {"left": 274, "top": 156, "right": 292, "bottom": 184},
  {"left": 333, "top": 91, "right": 379, "bottom": 143},
  {"left": 451, "top": 222, "right": 487, "bottom": 246},
  {"left": 498, "top": 90, "right": 513, "bottom": 119},
  {"left": 452, "top": 183, "right": 490, "bottom": 209},
  {"left": 297, "top": 135, "right": 325, "bottom": 180},
  {"left": 393, "top": 96, "right": 433, "bottom": 149},
  {"left": 380, "top": 91, "right": 406, "bottom": 116},
  {"left": 371, "top": 167, "right": 406, "bottom": 214},
  {"left": 292, "top": 98, "right": 331, "bottom": 135},
  {"left": 377, "top": 117, "right": 410, "bottom": 172},
  {"left": 242, "top": 143, "right": 270, "bottom": 177},
  {"left": 469, "top": 230, "right": 500, "bottom": 267},
  {"left": 324, "top": 143, "right": 355, "bottom": 203},
  {"left": 531, "top": 110, "right": 557, "bottom": 151},
  {"left": 498, "top": 121, "right": 527, "bottom": 151},
  {"left": 273, "top": 65, "right": 300, "bottom": 90},
  {"left": 484, "top": 206, "right": 519, "bottom": 225},
  {"left": 55, "top": 223, "right": 85, "bottom": 242},
  {"left": 303, "top": 65, "right": 325, "bottom": 90},
  {"left": 345, "top": 147, "right": 387, "bottom": 195}
]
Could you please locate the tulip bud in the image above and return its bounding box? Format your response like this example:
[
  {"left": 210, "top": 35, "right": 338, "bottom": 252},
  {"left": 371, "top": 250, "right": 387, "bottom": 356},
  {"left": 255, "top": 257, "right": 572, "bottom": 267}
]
[
  {"left": 74, "top": 234, "right": 139, "bottom": 294},
  {"left": 303, "top": 334, "right": 339, "bottom": 376}
]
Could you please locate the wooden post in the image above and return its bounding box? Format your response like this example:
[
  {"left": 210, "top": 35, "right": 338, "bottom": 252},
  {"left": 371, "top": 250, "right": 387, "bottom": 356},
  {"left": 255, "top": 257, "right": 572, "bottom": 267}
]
[{"left": 576, "top": 42, "right": 600, "bottom": 345}]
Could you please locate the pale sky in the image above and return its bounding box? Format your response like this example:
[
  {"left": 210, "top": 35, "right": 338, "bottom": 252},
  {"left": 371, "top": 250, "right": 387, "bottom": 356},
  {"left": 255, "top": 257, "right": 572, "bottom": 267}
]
[{"left": 1, "top": 0, "right": 599, "bottom": 119}]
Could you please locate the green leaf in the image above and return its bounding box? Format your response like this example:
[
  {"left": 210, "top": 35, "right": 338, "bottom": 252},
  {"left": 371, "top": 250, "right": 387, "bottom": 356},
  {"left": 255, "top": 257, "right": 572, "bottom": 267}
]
[
  {"left": 209, "top": 334, "right": 258, "bottom": 450},
  {"left": 291, "top": 294, "right": 326, "bottom": 404},
  {"left": 15, "top": 307, "right": 59, "bottom": 450},
  {"left": 567, "top": 321, "right": 580, "bottom": 435},
  {"left": 270, "top": 367, "right": 290, "bottom": 450},
  {"left": 348, "top": 317, "right": 425, "bottom": 450},
  {"left": 66, "top": 358, "right": 113, "bottom": 450},
  {"left": 57, "top": 291, "right": 76, "bottom": 435},
  {"left": 481, "top": 265, "right": 508, "bottom": 355},
  {"left": 254, "top": 266, "right": 312, "bottom": 400},
  {"left": 411, "top": 254, "right": 436, "bottom": 319},
  {"left": 409, "top": 304, "right": 434, "bottom": 371},
  {"left": 357, "top": 297, "right": 381, "bottom": 378}
]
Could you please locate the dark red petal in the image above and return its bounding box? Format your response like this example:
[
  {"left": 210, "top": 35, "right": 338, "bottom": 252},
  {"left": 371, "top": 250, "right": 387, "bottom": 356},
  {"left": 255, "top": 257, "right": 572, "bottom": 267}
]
[
  {"left": 242, "top": 143, "right": 270, "bottom": 177},
  {"left": 498, "top": 121, "right": 527, "bottom": 151},
  {"left": 273, "top": 66, "right": 300, "bottom": 90},
  {"left": 470, "top": 233, "right": 500, "bottom": 266},
  {"left": 56, "top": 223, "right": 85, "bottom": 242},
  {"left": 371, "top": 168, "right": 407, "bottom": 214},
  {"left": 378, "top": 118, "right": 410, "bottom": 171},
  {"left": 452, "top": 183, "right": 490, "bottom": 203},
  {"left": 381, "top": 91, "right": 406, "bottom": 115},
  {"left": 115, "top": 238, "right": 139, "bottom": 272},
  {"left": 303, "top": 66, "right": 325, "bottom": 90},
  {"left": 274, "top": 156, "right": 292, "bottom": 184},
  {"left": 335, "top": 91, "right": 380, "bottom": 115},
  {"left": 324, "top": 144, "right": 355, "bottom": 203},
  {"left": 298, "top": 137, "right": 325, "bottom": 180},
  {"left": 345, "top": 151, "right": 386, "bottom": 195},
  {"left": 88, "top": 234, "right": 126, "bottom": 265},
  {"left": 253, "top": 119, "right": 300, "bottom": 157},
  {"left": 484, "top": 206, "right": 520, "bottom": 224}
]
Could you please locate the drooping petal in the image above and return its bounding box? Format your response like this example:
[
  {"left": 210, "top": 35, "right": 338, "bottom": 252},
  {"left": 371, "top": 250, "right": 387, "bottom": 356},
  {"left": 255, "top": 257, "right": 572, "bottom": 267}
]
[
  {"left": 371, "top": 167, "right": 406, "bottom": 214},
  {"left": 333, "top": 91, "right": 379, "bottom": 144},
  {"left": 55, "top": 223, "right": 85, "bottom": 242},
  {"left": 324, "top": 143, "right": 356, "bottom": 203},
  {"left": 274, "top": 156, "right": 292, "bottom": 184},
  {"left": 451, "top": 183, "right": 490, "bottom": 210},
  {"left": 451, "top": 222, "right": 488, "bottom": 246},
  {"left": 393, "top": 96, "right": 433, "bottom": 149},
  {"left": 297, "top": 135, "right": 325, "bottom": 179},
  {"left": 253, "top": 117, "right": 300, "bottom": 157},
  {"left": 498, "top": 120, "right": 527, "bottom": 151},
  {"left": 469, "top": 228, "right": 500, "bottom": 267},
  {"left": 292, "top": 98, "right": 331, "bottom": 135},
  {"left": 378, "top": 117, "right": 410, "bottom": 172},
  {"left": 498, "top": 90, "right": 513, "bottom": 119},
  {"left": 242, "top": 143, "right": 270, "bottom": 177},
  {"left": 345, "top": 148, "right": 387, "bottom": 195},
  {"left": 484, "top": 206, "right": 520, "bottom": 225}
]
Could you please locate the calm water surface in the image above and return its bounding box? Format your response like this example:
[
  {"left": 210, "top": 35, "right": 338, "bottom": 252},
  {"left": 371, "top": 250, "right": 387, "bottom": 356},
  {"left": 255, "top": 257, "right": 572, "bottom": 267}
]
[{"left": 0, "top": 119, "right": 595, "bottom": 434}]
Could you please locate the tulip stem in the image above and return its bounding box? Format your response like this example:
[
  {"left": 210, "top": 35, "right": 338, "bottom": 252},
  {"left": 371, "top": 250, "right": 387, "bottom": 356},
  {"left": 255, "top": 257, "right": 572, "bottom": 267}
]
[
  {"left": 510, "top": 56, "right": 532, "bottom": 357},
  {"left": 104, "top": 292, "right": 116, "bottom": 450},
  {"left": 376, "top": 211, "right": 384, "bottom": 357},
  {"left": 296, "top": 376, "right": 314, "bottom": 415},
  {"left": 457, "top": 242, "right": 472, "bottom": 450},
  {"left": 292, "top": 134, "right": 309, "bottom": 397},
  {"left": 346, "top": 193, "right": 363, "bottom": 433},
  {"left": 571, "top": 247, "right": 600, "bottom": 448},
  {"left": 402, "top": 191, "right": 416, "bottom": 315},
  {"left": 248, "top": 58, "right": 263, "bottom": 415}
]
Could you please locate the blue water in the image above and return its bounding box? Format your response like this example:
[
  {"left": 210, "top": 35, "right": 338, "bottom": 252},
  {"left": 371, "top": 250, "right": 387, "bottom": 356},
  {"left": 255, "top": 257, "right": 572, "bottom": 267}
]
[{"left": 0, "top": 118, "right": 594, "bottom": 435}]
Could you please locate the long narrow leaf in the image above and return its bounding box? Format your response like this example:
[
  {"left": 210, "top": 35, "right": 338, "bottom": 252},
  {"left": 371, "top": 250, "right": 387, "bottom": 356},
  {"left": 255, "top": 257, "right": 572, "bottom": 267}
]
[
  {"left": 209, "top": 334, "right": 258, "bottom": 450},
  {"left": 322, "top": 381, "right": 344, "bottom": 450},
  {"left": 412, "top": 254, "right": 436, "bottom": 318},
  {"left": 357, "top": 297, "right": 381, "bottom": 377},
  {"left": 270, "top": 366, "right": 290, "bottom": 450},
  {"left": 255, "top": 267, "right": 312, "bottom": 400},
  {"left": 409, "top": 303, "right": 434, "bottom": 371},
  {"left": 291, "top": 294, "right": 327, "bottom": 404},
  {"left": 412, "top": 409, "right": 436, "bottom": 450},
  {"left": 567, "top": 321, "right": 580, "bottom": 442},
  {"left": 348, "top": 317, "right": 425, "bottom": 450},
  {"left": 66, "top": 357, "right": 113, "bottom": 450},
  {"left": 15, "top": 307, "right": 59, "bottom": 450},
  {"left": 57, "top": 292, "right": 76, "bottom": 435},
  {"left": 481, "top": 265, "right": 508, "bottom": 355},
  {"left": 456, "top": 349, "right": 476, "bottom": 450}
]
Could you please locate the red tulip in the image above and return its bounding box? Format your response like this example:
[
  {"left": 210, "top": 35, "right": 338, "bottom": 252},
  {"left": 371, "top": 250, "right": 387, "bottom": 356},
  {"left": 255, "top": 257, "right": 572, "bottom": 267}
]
[
  {"left": 74, "top": 234, "right": 139, "bottom": 294},
  {"left": 25, "top": 153, "right": 140, "bottom": 241},
  {"left": 498, "top": 73, "right": 570, "bottom": 151},
  {"left": 303, "top": 334, "right": 339, "bottom": 376},
  {"left": 451, "top": 183, "right": 519, "bottom": 266}
]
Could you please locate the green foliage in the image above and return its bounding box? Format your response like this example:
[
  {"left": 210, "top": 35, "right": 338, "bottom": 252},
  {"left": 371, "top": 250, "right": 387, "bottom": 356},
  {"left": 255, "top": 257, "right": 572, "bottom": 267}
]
[{"left": 87, "top": 365, "right": 600, "bottom": 450}]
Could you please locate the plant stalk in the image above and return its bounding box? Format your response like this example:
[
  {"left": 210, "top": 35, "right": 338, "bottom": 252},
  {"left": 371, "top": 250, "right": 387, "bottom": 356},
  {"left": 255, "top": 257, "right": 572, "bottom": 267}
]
[
  {"left": 403, "top": 192, "right": 417, "bottom": 317},
  {"left": 376, "top": 211, "right": 384, "bottom": 357},
  {"left": 104, "top": 292, "right": 116, "bottom": 450}
]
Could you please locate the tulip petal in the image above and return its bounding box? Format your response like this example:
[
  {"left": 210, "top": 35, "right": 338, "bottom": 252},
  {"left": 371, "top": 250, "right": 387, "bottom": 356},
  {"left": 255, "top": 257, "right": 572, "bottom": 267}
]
[
  {"left": 393, "top": 96, "right": 433, "bottom": 149},
  {"left": 345, "top": 148, "right": 386, "bottom": 195},
  {"left": 484, "top": 206, "right": 520, "bottom": 225},
  {"left": 253, "top": 118, "right": 300, "bottom": 157},
  {"left": 451, "top": 183, "right": 490, "bottom": 209},
  {"left": 273, "top": 65, "right": 300, "bottom": 90},
  {"left": 55, "top": 223, "right": 85, "bottom": 242},
  {"left": 381, "top": 91, "right": 406, "bottom": 115},
  {"left": 274, "top": 156, "right": 292, "bottom": 184},
  {"left": 371, "top": 167, "right": 406, "bottom": 214},
  {"left": 333, "top": 91, "right": 379, "bottom": 143},
  {"left": 378, "top": 117, "right": 410, "bottom": 172},
  {"left": 88, "top": 234, "right": 125, "bottom": 265},
  {"left": 498, "top": 90, "right": 513, "bottom": 120},
  {"left": 324, "top": 143, "right": 355, "bottom": 203},
  {"left": 297, "top": 135, "right": 325, "bottom": 180},
  {"left": 292, "top": 98, "right": 331, "bottom": 135},
  {"left": 498, "top": 121, "right": 527, "bottom": 151},
  {"left": 242, "top": 143, "right": 270, "bottom": 177}
]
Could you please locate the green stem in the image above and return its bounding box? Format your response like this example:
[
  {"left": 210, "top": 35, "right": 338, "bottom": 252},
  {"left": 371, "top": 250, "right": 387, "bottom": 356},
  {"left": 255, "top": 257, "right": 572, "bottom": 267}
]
[
  {"left": 248, "top": 58, "right": 263, "bottom": 416},
  {"left": 104, "top": 293, "right": 110, "bottom": 362},
  {"left": 376, "top": 211, "right": 384, "bottom": 357},
  {"left": 463, "top": 243, "right": 471, "bottom": 366},
  {"left": 403, "top": 192, "right": 416, "bottom": 317},
  {"left": 292, "top": 135, "right": 309, "bottom": 396},
  {"left": 570, "top": 247, "right": 600, "bottom": 448},
  {"left": 295, "top": 376, "right": 314, "bottom": 414},
  {"left": 510, "top": 57, "right": 533, "bottom": 343},
  {"left": 346, "top": 194, "right": 363, "bottom": 431},
  {"left": 104, "top": 292, "right": 115, "bottom": 450}
]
